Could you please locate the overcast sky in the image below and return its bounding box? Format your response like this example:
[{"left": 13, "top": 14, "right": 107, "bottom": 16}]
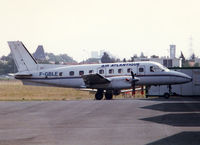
[{"left": 1, "top": 0, "right": 200, "bottom": 61}]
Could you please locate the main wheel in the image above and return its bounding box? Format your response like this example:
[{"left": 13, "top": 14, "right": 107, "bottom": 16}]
[
  {"left": 105, "top": 92, "right": 113, "bottom": 100},
  {"left": 95, "top": 90, "right": 103, "bottom": 100},
  {"left": 163, "top": 93, "right": 170, "bottom": 99}
]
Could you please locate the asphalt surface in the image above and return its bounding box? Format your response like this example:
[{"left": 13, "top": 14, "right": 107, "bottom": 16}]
[{"left": 0, "top": 97, "right": 200, "bottom": 145}]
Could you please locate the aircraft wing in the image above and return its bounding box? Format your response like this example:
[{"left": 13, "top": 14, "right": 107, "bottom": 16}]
[
  {"left": 121, "top": 88, "right": 141, "bottom": 93},
  {"left": 82, "top": 73, "right": 110, "bottom": 87}
]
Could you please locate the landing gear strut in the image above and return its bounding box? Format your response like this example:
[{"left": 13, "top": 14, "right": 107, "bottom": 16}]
[
  {"left": 95, "top": 89, "right": 103, "bottom": 100},
  {"left": 145, "top": 85, "right": 151, "bottom": 98}
]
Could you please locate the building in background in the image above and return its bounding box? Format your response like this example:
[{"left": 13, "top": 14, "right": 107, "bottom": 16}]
[
  {"left": 133, "top": 44, "right": 182, "bottom": 68},
  {"left": 91, "top": 51, "right": 99, "bottom": 58},
  {"left": 170, "top": 44, "right": 176, "bottom": 59},
  {"left": 133, "top": 57, "right": 181, "bottom": 68}
]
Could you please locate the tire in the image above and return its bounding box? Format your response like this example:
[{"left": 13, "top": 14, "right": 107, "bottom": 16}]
[
  {"left": 105, "top": 93, "right": 113, "bottom": 100},
  {"left": 95, "top": 90, "right": 103, "bottom": 100},
  {"left": 163, "top": 93, "right": 170, "bottom": 99}
]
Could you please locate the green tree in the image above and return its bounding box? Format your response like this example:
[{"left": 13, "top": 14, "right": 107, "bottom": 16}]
[{"left": 101, "top": 52, "right": 114, "bottom": 63}]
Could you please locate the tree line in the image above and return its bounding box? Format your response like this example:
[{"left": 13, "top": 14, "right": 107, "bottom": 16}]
[{"left": 0, "top": 51, "right": 199, "bottom": 75}]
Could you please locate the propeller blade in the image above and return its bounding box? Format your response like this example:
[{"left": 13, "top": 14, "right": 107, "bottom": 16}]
[
  {"left": 132, "top": 82, "right": 135, "bottom": 96},
  {"left": 131, "top": 71, "right": 134, "bottom": 79},
  {"left": 131, "top": 71, "right": 136, "bottom": 96}
]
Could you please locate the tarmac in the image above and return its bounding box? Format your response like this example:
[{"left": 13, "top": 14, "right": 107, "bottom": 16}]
[{"left": 0, "top": 97, "right": 200, "bottom": 145}]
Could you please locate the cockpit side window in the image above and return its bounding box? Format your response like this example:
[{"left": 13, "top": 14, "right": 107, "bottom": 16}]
[{"left": 150, "top": 66, "right": 154, "bottom": 72}]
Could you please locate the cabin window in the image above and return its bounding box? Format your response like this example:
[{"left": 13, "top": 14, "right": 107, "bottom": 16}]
[
  {"left": 127, "top": 68, "right": 131, "bottom": 73},
  {"left": 59, "top": 72, "right": 63, "bottom": 76},
  {"left": 89, "top": 70, "right": 94, "bottom": 74},
  {"left": 109, "top": 69, "right": 114, "bottom": 74},
  {"left": 99, "top": 69, "right": 104, "bottom": 74},
  {"left": 139, "top": 68, "right": 144, "bottom": 72},
  {"left": 118, "top": 68, "right": 123, "bottom": 74},
  {"left": 150, "top": 66, "right": 154, "bottom": 72},
  {"left": 69, "top": 71, "right": 74, "bottom": 76},
  {"left": 79, "top": 71, "right": 84, "bottom": 76}
]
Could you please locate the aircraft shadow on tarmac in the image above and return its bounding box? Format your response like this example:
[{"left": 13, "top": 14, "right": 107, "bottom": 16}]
[
  {"left": 140, "top": 102, "right": 200, "bottom": 126},
  {"left": 141, "top": 103, "right": 200, "bottom": 112},
  {"left": 146, "top": 131, "right": 200, "bottom": 145},
  {"left": 140, "top": 113, "right": 200, "bottom": 127}
]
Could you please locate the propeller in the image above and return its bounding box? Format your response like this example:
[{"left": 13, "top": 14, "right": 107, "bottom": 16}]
[{"left": 131, "top": 71, "right": 136, "bottom": 96}]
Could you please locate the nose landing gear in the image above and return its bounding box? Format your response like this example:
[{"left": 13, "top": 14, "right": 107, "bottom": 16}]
[{"left": 163, "top": 85, "right": 172, "bottom": 99}]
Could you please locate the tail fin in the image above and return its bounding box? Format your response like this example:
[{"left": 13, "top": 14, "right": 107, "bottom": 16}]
[{"left": 7, "top": 41, "right": 38, "bottom": 72}]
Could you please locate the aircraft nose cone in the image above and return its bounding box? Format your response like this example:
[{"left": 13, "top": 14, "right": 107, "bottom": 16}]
[
  {"left": 181, "top": 72, "right": 192, "bottom": 83},
  {"left": 171, "top": 71, "right": 192, "bottom": 84}
]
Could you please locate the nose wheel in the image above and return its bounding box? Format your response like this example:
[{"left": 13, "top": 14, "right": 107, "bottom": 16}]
[{"left": 163, "top": 85, "right": 172, "bottom": 99}]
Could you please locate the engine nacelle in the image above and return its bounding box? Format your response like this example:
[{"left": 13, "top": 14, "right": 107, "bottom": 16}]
[
  {"left": 107, "top": 76, "right": 133, "bottom": 89},
  {"left": 108, "top": 76, "right": 132, "bottom": 82}
]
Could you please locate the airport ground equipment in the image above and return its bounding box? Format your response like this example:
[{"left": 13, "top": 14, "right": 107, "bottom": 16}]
[{"left": 147, "top": 67, "right": 200, "bottom": 97}]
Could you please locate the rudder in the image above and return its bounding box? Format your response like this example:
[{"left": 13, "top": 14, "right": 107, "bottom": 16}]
[{"left": 7, "top": 41, "right": 38, "bottom": 72}]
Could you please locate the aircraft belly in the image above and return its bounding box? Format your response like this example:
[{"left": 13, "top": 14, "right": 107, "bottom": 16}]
[
  {"left": 136, "top": 76, "right": 171, "bottom": 85},
  {"left": 22, "top": 78, "right": 84, "bottom": 88}
]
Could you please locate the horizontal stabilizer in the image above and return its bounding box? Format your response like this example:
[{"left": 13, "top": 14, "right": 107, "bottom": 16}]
[{"left": 14, "top": 73, "right": 32, "bottom": 79}]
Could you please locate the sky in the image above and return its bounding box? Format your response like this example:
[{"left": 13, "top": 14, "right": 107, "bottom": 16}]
[{"left": 0, "top": 0, "right": 200, "bottom": 62}]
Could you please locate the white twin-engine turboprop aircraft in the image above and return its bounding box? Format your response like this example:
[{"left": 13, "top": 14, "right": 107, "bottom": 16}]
[{"left": 8, "top": 41, "right": 192, "bottom": 100}]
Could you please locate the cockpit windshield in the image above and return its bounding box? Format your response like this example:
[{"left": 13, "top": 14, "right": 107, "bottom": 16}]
[
  {"left": 150, "top": 63, "right": 169, "bottom": 72},
  {"left": 157, "top": 63, "right": 170, "bottom": 72}
]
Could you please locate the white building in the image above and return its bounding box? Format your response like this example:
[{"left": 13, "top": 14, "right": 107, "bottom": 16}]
[
  {"left": 91, "top": 51, "right": 99, "bottom": 58},
  {"left": 133, "top": 44, "right": 182, "bottom": 68},
  {"left": 170, "top": 44, "right": 176, "bottom": 59},
  {"left": 133, "top": 57, "right": 182, "bottom": 68}
]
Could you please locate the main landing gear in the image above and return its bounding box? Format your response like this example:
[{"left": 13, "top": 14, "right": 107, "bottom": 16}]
[
  {"left": 95, "top": 89, "right": 113, "bottom": 100},
  {"left": 95, "top": 89, "right": 104, "bottom": 100}
]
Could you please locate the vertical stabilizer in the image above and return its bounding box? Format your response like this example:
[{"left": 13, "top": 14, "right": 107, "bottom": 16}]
[{"left": 7, "top": 41, "right": 38, "bottom": 72}]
